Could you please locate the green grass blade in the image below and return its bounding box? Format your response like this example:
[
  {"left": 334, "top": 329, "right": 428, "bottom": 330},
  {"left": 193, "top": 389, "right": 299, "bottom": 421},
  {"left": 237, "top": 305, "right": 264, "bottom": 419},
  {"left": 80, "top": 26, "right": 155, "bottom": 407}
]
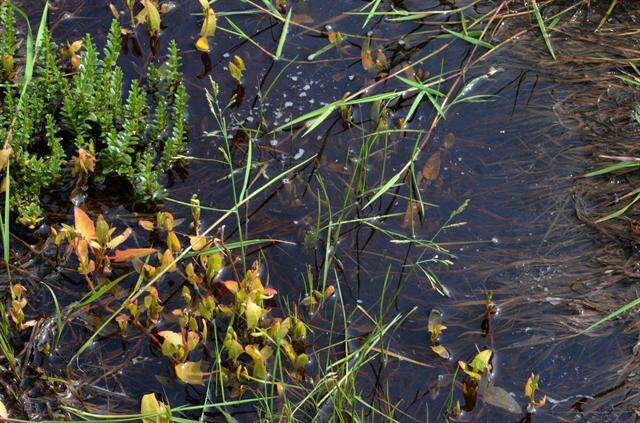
[
  {"left": 441, "top": 27, "right": 493, "bottom": 49},
  {"left": 531, "top": 0, "right": 556, "bottom": 60},
  {"left": 274, "top": 7, "right": 292, "bottom": 60}
]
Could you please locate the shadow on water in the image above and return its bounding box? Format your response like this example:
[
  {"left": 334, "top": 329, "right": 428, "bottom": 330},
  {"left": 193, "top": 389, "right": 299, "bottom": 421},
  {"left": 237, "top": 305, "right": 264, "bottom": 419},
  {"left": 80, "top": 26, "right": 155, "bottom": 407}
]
[{"left": 10, "top": 0, "right": 640, "bottom": 421}]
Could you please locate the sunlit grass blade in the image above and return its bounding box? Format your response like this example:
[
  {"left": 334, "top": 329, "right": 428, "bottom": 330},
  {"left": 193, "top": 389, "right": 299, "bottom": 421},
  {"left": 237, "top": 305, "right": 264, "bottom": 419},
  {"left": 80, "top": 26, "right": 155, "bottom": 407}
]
[
  {"left": 441, "top": 27, "right": 493, "bottom": 49},
  {"left": 274, "top": 7, "right": 292, "bottom": 60},
  {"left": 531, "top": 0, "right": 556, "bottom": 60},
  {"left": 584, "top": 160, "right": 640, "bottom": 177},
  {"left": 583, "top": 295, "right": 640, "bottom": 333}
]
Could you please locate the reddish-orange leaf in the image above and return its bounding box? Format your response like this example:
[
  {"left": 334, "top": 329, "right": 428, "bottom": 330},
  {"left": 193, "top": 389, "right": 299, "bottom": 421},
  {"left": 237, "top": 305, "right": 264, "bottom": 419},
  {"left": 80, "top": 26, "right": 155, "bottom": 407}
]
[
  {"left": 263, "top": 287, "right": 277, "bottom": 297},
  {"left": 112, "top": 248, "right": 157, "bottom": 262},
  {"left": 221, "top": 280, "right": 239, "bottom": 294},
  {"left": 74, "top": 207, "right": 96, "bottom": 240}
]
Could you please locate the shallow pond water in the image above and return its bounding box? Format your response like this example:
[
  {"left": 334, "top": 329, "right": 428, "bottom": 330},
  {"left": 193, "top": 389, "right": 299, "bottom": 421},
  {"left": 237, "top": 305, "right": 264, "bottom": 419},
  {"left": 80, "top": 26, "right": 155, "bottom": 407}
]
[{"left": 10, "top": 0, "right": 640, "bottom": 421}]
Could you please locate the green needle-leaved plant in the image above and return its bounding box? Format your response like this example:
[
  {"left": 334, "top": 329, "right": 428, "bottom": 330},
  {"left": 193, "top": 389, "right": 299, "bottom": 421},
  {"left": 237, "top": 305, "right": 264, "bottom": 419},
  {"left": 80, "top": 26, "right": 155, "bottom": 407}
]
[{"left": 0, "top": 12, "right": 188, "bottom": 228}]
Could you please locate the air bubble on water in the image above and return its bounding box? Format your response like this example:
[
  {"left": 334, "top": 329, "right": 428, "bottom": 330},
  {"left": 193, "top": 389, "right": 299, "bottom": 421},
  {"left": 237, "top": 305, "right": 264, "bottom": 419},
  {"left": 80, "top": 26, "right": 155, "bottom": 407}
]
[
  {"left": 491, "top": 237, "right": 499, "bottom": 244},
  {"left": 294, "top": 148, "right": 305, "bottom": 160},
  {"left": 303, "top": 84, "right": 311, "bottom": 90},
  {"left": 282, "top": 178, "right": 290, "bottom": 184},
  {"left": 291, "top": 76, "right": 298, "bottom": 81},
  {"left": 223, "top": 52, "right": 230, "bottom": 58},
  {"left": 348, "top": 75, "right": 355, "bottom": 81},
  {"left": 284, "top": 101, "right": 293, "bottom": 108},
  {"left": 293, "top": 220, "right": 299, "bottom": 225},
  {"left": 307, "top": 54, "right": 316, "bottom": 61},
  {"left": 270, "top": 139, "right": 278, "bottom": 146}
]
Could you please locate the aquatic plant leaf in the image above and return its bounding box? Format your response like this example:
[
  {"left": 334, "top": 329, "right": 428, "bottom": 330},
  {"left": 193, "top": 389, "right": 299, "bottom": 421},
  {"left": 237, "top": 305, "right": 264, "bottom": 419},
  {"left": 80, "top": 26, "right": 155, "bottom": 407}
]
[
  {"left": 262, "top": 286, "right": 277, "bottom": 299},
  {"left": 107, "top": 227, "right": 132, "bottom": 249},
  {"left": 0, "top": 400, "right": 7, "bottom": 419},
  {"left": 140, "top": 393, "right": 170, "bottom": 423},
  {"left": 458, "top": 361, "right": 481, "bottom": 380},
  {"left": 482, "top": 385, "right": 521, "bottom": 414},
  {"left": 361, "top": 37, "right": 374, "bottom": 70},
  {"left": 245, "top": 300, "right": 263, "bottom": 329},
  {"left": 139, "top": 219, "right": 155, "bottom": 231},
  {"left": 427, "top": 308, "right": 445, "bottom": 340},
  {"left": 221, "top": 280, "right": 239, "bottom": 295},
  {"left": 422, "top": 151, "right": 441, "bottom": 181},
  {"left": 470, "top": 349, "right": 492, "bottom": 373},
  {"left": 160, "top": 249, "right": 177, "bottom": 272},
  {"left": 228, "top": 55, "right": 245, "bottom": 83},
  {"left": 198, "top": 0, "right": 209, "bottom": 11},
  {"left": 431, "top": 345, "right": 450, "bottom": 359},
  {"left": 524, "top": 373, "right": 538, "bottom": 399},
  {"left": 189, "top": 235, "right": 209, "bottom": 251},
  {"left": 294, "top": 353, "right": 309, "bottom": 369},
  {"left": 142, "top": 0, "right": 161, "bottom": 35},
  {"left": 0, "top": 147, "right": 12, "bottom": 172},
  {"left": 158, "top": 330, "right": 185, "bottom": 361},
  {"left": 195, "top": 36, "right": 210, "bottom": 53},
  {"left": 74, "top": 207, "right": 96, "bottom": 240},
  {"left": 200, "top": 7, "right": 217, "bottom": 38},
  {"left": 112, "top": 247, "right": 156, "bottom": 262},
  {"left": 245, "top": 344, "right": 272, "bottom": 379},
  {"left": 224, "top": 327, "right": 243, "bottom": 361},
  {"left": 166, "top": 230, "right": 181, "bottom": 252},
  {"left": 175, "top": 360, "right": 208, "bottom": 385}
]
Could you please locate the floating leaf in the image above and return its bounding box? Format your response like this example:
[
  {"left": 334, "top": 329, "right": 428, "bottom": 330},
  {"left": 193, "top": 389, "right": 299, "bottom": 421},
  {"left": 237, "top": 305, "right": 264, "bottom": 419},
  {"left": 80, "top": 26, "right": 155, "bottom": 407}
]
[
  {"left": 482, "top": 385, "right": 522, "bottom": 414},
  {"left": 195, "top": 36, "right": 210, "bottom": 53},
  {"left": 112, "top": 247, "right": 157, "bottom": 262},
  {"left": 427, "top": 308, "right": 446, "bottom": 341},
  {"left": 74, "top": 207, "right": 96, "bottom": 240},
  {"left": 175, "top": 361, "right": 208, "bottom": 385},
  {"left": 431, "top": 344, "right": 450, "bottom": 359},
  {"left": 470, "top": 349, "right": 492, "bottom": 374},
  {"left": 140, "top": 393, "right": 170, "bottom": 423}
]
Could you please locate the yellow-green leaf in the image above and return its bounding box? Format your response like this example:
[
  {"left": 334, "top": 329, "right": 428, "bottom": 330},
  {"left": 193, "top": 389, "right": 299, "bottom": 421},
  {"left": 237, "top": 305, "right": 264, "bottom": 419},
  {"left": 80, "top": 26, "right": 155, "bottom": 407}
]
[
  {"left": 175, "top": 361, "right": 208, "bottom": 385},
  {"left": 200, "top": 7, "right": 217, "bottom": 38},
  {"left": 245, "top": 300, "right": 263, "bottom": 329},
  {"left": 195, "top": 36, "right": 210, "bottom": 53},
  {"left": 140, "top": 393, "right": 170, "bottom": 423},
  {"left": 142, "top": 0, "right": 161, "bottom": 35},
  {"left": 431, "top": 344, "right": 450, "bottom": 359}
]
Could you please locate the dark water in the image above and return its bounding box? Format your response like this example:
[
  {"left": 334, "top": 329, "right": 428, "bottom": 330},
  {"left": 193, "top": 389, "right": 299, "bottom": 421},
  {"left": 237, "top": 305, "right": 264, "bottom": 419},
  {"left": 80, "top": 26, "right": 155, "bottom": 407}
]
[{"left": 14, "top": 0, "right": 640, "bottom": 421}]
